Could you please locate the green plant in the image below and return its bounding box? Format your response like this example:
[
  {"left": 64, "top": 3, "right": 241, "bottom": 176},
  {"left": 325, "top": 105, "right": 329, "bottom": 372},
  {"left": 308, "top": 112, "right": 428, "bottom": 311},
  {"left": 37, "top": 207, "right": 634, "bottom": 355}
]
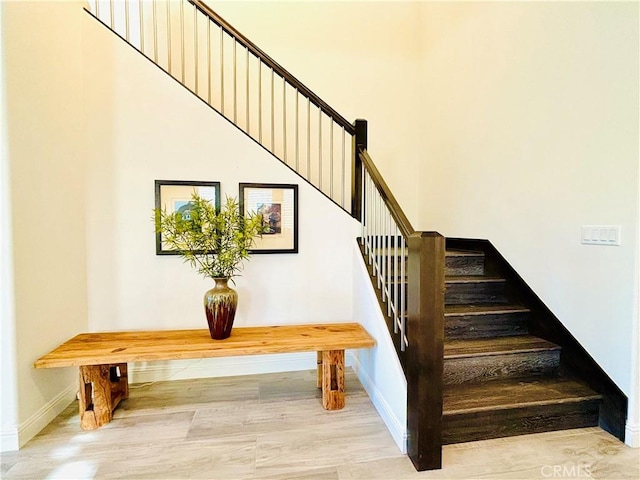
[{"left": 155, "top": 193, "right": 263, "bottom": 280}]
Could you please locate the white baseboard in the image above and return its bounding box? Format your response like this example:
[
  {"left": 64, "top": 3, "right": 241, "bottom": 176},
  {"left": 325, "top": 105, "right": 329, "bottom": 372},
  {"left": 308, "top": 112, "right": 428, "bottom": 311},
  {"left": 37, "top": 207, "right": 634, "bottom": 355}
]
[
  {"left": 19, "top": 383, "right": 77, "bottom": 449},
  {"left": 351, "top": 354, "right": 407, "bottom": 453},
  {"left": 0, "top": 383, "right": 76, "bottom": 452},
  {"left": 625, "top": 422, "right": 640, "bottom": 448},
  {"left": 0, "top": 425, "right": 19, "bottom": 452}
]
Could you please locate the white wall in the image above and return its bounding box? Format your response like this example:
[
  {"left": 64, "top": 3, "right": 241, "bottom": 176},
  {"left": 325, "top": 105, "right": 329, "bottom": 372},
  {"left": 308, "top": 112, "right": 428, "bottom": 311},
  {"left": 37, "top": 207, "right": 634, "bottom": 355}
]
[
  {"left": 630, "top": 148, "right": 640, "bottom": 446},
  {"left": 352, "top": 243, "right": 407, "bottom": 453},
  {"left": 416, "top": 1, "right": 639, "bottom": 438},
  {"left": 2, "top": 0, "right": 88, "bottom": 449},
  {"left": 82, "top": 11, "right": 360, "bottom": 378},
  {"left": 0, "top": 1, "right": 19, "bottom": 451}
]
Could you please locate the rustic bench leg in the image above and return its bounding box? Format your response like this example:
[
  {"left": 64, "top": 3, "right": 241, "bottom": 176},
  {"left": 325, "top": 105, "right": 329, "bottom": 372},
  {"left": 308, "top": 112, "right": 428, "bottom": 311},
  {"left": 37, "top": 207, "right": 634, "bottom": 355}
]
[
  {"left": 321, "top": 350, "right": 345, "bottom": 410},
  {"left": 78, "top": 363, "right": 128, "bottom": 430}
]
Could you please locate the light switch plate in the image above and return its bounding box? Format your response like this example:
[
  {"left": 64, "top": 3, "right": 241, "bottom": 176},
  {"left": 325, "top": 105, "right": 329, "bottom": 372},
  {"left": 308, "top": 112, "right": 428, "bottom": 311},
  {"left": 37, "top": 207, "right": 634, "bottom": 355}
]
[{"left": 581, "top": 225, "right": 621, "bottom": 246}]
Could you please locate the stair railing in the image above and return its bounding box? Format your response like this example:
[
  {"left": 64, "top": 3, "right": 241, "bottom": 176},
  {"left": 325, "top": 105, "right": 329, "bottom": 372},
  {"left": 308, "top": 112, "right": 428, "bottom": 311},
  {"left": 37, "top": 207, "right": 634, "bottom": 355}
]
[
  {"left": 355, "top": 121, "right": 445, "bottom": 471},
  {"left": 356, "top": 123, "right": 411, "bottom": 353},
  {"left": 87, "top": 0, "right": 355, "bottom": 213},
  {"left": 88, "top": 1, "right": 445, "bottom": 471}
]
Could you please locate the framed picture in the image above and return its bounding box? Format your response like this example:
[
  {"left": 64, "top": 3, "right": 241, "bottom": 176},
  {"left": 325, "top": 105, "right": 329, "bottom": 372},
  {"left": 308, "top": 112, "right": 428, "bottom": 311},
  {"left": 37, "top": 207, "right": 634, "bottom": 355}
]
[
  {"left": 154, "top": 180, "right": 221, "bottom": 255},
  {"left": 239, "top": 183, "right": 298, "bottom": 254}
]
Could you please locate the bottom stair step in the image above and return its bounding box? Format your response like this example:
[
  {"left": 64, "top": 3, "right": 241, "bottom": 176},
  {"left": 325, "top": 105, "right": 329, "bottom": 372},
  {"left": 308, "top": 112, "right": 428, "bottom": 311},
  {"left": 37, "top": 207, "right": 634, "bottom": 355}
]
[{"left": 442, "top": 377, "right": 602, "bottom": 444}]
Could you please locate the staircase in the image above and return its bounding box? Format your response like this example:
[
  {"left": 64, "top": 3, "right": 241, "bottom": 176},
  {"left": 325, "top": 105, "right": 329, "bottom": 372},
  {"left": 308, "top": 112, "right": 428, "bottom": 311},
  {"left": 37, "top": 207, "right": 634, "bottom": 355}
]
[{"left": 441, "top": 249, "right": 601, "bottom": 444}]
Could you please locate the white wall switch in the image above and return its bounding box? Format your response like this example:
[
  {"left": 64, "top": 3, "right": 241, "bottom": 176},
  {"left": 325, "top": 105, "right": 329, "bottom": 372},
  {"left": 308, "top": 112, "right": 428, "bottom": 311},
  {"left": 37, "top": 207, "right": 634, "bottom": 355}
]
[{"left": 581, "top": 225, "right": 621, "bottom": 246}]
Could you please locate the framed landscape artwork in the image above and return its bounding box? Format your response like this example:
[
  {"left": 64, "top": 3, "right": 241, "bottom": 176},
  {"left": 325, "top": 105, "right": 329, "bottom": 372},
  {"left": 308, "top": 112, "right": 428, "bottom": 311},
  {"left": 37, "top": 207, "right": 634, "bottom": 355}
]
[
  {"left": 239, "top": 183, "right": 298, "bottom": 254},
  {"left": 154, "top": 180, "right": 221, "bottom": 255}
]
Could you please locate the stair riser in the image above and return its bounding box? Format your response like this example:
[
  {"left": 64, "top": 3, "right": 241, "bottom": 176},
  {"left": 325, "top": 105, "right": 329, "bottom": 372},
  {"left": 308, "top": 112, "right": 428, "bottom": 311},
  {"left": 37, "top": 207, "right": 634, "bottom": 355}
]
[
  {"left": 445, "top": 312, "right": 529, "bottom": 340},
  {"left": 446, "top": 256, "right": 484, "bottom": 276},
  {"left": 444, "top": 350, "right": 561, "bottom": 385},
  {"left": 367, "top": 254, "right": 484, "bottom": 277},
  {"left": 446, "top": 282, "right": 507, "bottom": 305},
  {"left": 389, "top": 282, "right": 509, "bottom": 309},
  {"left": 442, "top": 400, "right": 600, "bottom": 444}
]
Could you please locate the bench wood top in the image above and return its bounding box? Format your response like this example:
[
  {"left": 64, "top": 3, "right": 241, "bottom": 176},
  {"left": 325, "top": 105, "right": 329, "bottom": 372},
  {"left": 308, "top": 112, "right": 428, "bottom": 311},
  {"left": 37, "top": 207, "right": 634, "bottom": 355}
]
[{"left": 34, "top": 323, "right": 375, "bottom": 368}]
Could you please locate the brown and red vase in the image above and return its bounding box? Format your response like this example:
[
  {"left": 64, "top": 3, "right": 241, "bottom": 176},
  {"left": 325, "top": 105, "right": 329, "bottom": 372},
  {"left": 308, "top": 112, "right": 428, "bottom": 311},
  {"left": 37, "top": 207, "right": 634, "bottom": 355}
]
[{"left": 204, "top": 277, "right": 237, "bottom": 340}]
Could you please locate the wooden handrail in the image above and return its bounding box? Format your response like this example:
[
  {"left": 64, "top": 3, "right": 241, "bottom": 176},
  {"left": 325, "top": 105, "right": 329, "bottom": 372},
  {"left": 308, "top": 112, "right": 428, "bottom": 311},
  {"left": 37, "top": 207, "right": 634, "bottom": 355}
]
[
  {"left": 359, "top": 148, "right": 415, "bottom": 238},
  {"left": 189, "top": 0, "right": 355, "bottom": 135}
]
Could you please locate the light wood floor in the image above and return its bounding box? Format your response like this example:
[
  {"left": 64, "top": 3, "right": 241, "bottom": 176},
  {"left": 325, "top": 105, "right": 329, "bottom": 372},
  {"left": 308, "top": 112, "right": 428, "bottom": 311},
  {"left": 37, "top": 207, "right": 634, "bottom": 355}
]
[{"left": 1, "top": 370, "right": 638, "bottom": 479}]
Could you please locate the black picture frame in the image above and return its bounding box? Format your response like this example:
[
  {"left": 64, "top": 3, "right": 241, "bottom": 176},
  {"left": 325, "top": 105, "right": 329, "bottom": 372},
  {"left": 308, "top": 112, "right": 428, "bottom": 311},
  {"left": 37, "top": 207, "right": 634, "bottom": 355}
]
[
  {"left": 239, "top": 183, "right": 298, "bottom": 254},
  {"left": 154, "top": 180, "right": 221, "bottom": 255}
]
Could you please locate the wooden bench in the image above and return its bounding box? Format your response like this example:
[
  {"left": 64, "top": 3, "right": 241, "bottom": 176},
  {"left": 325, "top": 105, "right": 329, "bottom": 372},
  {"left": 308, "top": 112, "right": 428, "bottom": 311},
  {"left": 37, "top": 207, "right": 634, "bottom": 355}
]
[{"left": 34, "top": 323, "right": 375, "bottom": 430}]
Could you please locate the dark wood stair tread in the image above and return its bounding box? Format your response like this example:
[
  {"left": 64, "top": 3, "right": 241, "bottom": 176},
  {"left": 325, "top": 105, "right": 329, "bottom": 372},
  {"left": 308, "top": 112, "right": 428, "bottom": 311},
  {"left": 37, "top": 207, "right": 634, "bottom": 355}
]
[
  {"left": 446, "top": 276, "right": 505, "bottom": 284},
  {"left": 369, "top": 248, "right": 483, "bottom": 257},
  {"left": 446, "top": 249, "right": 484, "bottom": 257},
  {"left": 392, "top": 276, "right": 505, "bottom": 286},
  {"left": 444, "top": 377, "right": 602, "bottom": 415},
  {"left": 445, "top": 304, "right": 530, "bottom": 316},
  {"left": 444, "top": 335, "right": 560, "bottom": 359}
]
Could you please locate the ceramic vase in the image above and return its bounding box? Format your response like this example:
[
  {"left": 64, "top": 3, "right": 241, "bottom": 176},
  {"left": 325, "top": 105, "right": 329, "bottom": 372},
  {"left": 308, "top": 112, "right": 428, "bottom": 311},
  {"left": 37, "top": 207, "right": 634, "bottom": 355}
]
[{"left": 204, "top": 277, "right": 237, "bottom": 340}]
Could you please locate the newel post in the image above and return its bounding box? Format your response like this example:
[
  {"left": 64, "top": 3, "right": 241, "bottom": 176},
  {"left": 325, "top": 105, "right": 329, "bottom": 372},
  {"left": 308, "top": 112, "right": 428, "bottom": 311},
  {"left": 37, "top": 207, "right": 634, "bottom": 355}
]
[
  {"left": 406, "top": 232, "right": 446, "bottom": 471},
  {"left": 352, "top": 119, "right": 367, "bottom": 221}
]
